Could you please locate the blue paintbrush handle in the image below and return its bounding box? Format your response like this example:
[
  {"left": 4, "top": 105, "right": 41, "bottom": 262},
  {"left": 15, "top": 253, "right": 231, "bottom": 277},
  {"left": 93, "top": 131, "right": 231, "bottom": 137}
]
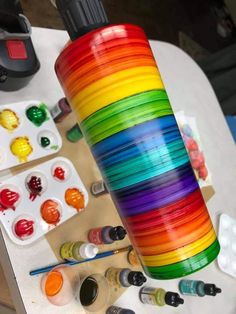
[{"left": 29, "top": 251, "right": 114, "bottom": 276}]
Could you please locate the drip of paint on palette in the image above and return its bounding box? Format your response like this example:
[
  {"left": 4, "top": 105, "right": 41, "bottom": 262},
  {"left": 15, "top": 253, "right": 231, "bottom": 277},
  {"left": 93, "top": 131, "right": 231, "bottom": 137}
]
[
  {"left": 10, "top": 137, "right": 33, "bottom": 162},
  {"left": 0, "top": 109, "right": 19, "bottom": 132},
  {"left": 26, "top": 104, "right": 48, "bottom": 127},
  {"left": 0, "top": 188, "right": 20, "bottom": 212},
  {"left": 65, "top": 188, "right": 85, "bottom": 212}
]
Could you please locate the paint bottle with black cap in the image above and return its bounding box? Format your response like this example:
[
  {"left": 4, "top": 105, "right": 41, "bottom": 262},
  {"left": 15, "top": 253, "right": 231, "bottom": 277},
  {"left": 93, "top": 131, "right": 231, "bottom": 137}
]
[
  {"left": 88, "top": 225, "right": 127, "bottom": 245},
  {"left": 140, "top": 286, "right": 184, "bottom": 307},
  {"left": 179, "top": 279, "right": 222, "bottom": 297},
  {"left": 106, "top": 267, "right": 147, "bottom": 288}
]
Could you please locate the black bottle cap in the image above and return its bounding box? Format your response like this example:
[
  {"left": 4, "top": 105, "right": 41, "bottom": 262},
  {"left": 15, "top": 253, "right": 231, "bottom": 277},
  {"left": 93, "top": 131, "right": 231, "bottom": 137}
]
[
  {"left": 56, "top": 0, "right": 109, "bottom": 40},
  {"left": 204, "top": 284, "right": 222, "bottom": 296},
  {"left": 165, "top": 292, "right": 184, "bottom": 307},
  {"left": 106, "top": 307, "right": 135, "bottom": 314},
  {"left": 127, "top": 271, "right": 147, "bottom": 286},
  {"left": 109, "top": 226, "right": 127, "bottom": 241}
]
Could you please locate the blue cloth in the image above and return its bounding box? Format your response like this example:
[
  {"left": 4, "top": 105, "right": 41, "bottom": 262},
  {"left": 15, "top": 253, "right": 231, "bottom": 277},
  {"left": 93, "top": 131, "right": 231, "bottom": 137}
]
[{"left": 226, "top": 115, "right": 236, "bottom": 142}]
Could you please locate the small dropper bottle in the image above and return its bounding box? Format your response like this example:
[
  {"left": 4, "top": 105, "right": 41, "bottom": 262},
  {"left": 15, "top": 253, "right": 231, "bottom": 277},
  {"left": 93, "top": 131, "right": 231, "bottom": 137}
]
[
  {"left": 179, "top": 279, "right": 222, "bottom": 297},
  {"left": 140, "top": 287, "right": 184, "bottom": 307},
  {"left": 50, "top": 97, "right": 72, "bottom": 123},
  {"left": 88, "top": 225, "right": 127, "bottom": 245},
  {"left": 106, "top": 267, "right": 147, "bottom": 288},
  {"left": 60, "top": 241, "right": 98, "bottom": 261}
]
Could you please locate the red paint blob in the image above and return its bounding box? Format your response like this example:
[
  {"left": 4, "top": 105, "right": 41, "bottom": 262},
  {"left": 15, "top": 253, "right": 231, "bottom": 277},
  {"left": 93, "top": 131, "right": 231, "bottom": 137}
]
[
  {"left": 15, "top": 219, "right": 34, "bottom": 239},
  {"left": 0, "top": 188, "right": 20, "bottom": 212},
  {"left": 199, "top": 165, "right": 208, "bottom": 180},
  {"left": 186, "top": 138, "right": 199, "bottom": 151},
  {"left": 189, "top": 150, "right": 205, "bottom": 170},
  {"left": 53, "top": 167, "right": 65, "bottom": 181},
  {"left": 41, "top": 200, "right": 61, "bottom": 224},
  {"left": 27, "top": 176, "right": 43, "bottom": 201}
]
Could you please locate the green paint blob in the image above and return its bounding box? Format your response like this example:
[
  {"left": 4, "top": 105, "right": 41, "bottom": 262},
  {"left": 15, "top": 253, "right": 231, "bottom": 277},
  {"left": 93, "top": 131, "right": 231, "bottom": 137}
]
[
  {"left": 26, "top": 106, "right": 47, "bottom": 127},
  {"left": 40, "top": 137, "right": 50, "bottom": 148}
]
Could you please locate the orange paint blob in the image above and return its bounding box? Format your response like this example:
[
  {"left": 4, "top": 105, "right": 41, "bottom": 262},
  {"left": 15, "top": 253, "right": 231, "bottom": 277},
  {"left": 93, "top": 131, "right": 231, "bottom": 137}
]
[
  {"left": 41, "top": 200, "right": 61, "bottom": 224},
  {"left": 65, "top": 188, "right": 85, "bottom": 212},
  {"left": 45, "top": 270, "right": 63, "bottom": 297}
]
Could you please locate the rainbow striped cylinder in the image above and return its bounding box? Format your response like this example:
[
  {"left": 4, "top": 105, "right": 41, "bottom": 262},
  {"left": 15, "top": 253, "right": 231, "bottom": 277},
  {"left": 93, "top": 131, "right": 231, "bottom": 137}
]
[{"left": 55, "top": 24, "right": 220, "bottom": 279}]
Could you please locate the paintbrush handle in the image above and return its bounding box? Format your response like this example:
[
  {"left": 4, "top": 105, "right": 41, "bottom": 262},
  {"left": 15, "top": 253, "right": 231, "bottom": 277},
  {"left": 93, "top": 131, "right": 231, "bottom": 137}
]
[{"left": 30, "top": 251, "right": 113, "bottom": 276}]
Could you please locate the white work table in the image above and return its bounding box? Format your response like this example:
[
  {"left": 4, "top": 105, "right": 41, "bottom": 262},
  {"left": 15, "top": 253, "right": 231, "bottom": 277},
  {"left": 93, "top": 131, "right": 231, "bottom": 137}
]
[{"left": 0, "top": 27, "right": 236, "bottom": 314}]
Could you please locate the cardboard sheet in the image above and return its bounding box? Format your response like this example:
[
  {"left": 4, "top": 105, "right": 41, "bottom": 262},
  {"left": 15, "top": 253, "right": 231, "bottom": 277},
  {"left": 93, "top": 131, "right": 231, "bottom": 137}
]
[
  {"left": 46, "top": 115, "right": 136, "bottom": 312},
  {"left": 9, "top": 113, "right": 215, "bottom": 312}
]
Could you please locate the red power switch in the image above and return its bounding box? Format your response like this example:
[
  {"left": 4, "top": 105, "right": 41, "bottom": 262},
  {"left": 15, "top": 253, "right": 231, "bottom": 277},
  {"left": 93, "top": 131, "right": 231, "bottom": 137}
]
[{"left": 6, "top": 40, "right": 27, "bottom": 60}]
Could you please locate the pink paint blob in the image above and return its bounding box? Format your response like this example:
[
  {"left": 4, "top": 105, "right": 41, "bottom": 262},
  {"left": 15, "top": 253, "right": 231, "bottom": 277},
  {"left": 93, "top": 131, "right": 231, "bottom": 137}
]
[
  {"left": 14, "top": 219, "right": 34, "bottom": 239},
  {"left": 189, "top": 150, "right": 205, "bottom": 169},
  {"left": 186, "top": 138, "right": 199, "bottom": 151},
  {"left": 199, "top": 165, "right": 208, "bottom": 180}
]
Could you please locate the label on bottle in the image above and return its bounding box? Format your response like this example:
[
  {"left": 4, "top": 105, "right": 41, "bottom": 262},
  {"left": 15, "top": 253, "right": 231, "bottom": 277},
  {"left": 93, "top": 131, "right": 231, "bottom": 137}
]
[
  {"left": 140, "top": 287, "right": 166, "bottom": 306},
  {"left": 60, "top": 242, "right": 76, "bottom": 261},
  {"left": 102, "top": 226, "right": 114, "bottom": 244},
  {"left": 140, "top": 287, "right": 157, "bottom": 305},
  {"left": 88, "top": 228, "right": 103, "bottom": 245},
  {"left": 106, "top": 268, "right": 121, "bottom": 287},
  {"left": 179, "top": 280, "right": 199, "bottom": 296},
  {"left": 60, "top": 242, "right": 83, "bottom": 261},
  {"left": 50, "top": 103, "right": 62, "bottom": 119}
]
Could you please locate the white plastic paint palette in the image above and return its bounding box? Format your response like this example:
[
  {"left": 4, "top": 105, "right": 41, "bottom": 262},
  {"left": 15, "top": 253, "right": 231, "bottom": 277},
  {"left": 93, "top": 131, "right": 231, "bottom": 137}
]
[
  {"left": 0, "top": 157, "right": 88, "bottom": 245},
  {"left": 218, "top": 214, "right": 236, "bottom": 278},
  {"left": 0, "top": 100, "right": 62, "bottom": 172}
]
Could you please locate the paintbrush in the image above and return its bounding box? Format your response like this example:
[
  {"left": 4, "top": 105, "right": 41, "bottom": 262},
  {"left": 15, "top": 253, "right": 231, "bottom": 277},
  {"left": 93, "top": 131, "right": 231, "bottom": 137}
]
[{"left": 30, "top": 245, "right": 132, "bottom": 276}]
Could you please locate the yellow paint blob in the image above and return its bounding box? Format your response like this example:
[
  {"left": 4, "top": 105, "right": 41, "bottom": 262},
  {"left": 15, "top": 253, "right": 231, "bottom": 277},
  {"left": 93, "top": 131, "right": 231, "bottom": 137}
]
[
  {"left": 10, "top": 137, "right": 33, "bottom": 162},
  {"left": 0, "top": 109, "right": 19, "bottom": 132}
]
